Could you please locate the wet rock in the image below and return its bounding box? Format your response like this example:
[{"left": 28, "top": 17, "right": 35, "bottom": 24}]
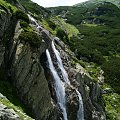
[{"left": 66, "top": 86, "right": 78, "bottom": 120}]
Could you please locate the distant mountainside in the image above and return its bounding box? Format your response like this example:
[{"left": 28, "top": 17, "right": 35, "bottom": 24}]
[
  {"left": 48, "top": 1, "right": 120, "bottom": 26},
  {"left": 75, "top": 0, "right": 120, "bottom": 8}
]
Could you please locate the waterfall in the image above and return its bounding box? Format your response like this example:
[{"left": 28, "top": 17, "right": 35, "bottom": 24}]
[
  {"left": 28, "top": 14, "right": 43, "bottom": 30},
  {"left": 51, "top": 41, "right": 84, "bottom": 120},
  {"left": 46, "top": 49, "right": 68, "bottom": 120},
  {"left": 76, "top": 90, "right": 84, "bottom": 120},
  {"left": 28, "top": 14, "right": 39, "bottom": 27},
  {"left": 51, "top": 41, "right": 70, "bottom": 84}
]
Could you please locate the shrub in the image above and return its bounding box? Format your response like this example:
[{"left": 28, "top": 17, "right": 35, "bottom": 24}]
[
  {"left": 47, "top": 19, "right": 56, "bottom": 30},
  {"left": 102, "top": 57, "right": 120, "bottom": 93},
  {"left": 56, "top": 28, "right": 69, "bottom": 44},
  {"left": 90, "top": 51, "right": 105, "bottom": 65},
  {"left": 19, "top": 31, "right": 42, "bottom": 47},
  {"left": 20, "top": 20, "right": 33, "bottom": 32},
  {"left": 20, "top": 20, "right": 29, "bottom": 28},
  {"left": 14, "top": 10, "right": 29, "bottom": 23}
]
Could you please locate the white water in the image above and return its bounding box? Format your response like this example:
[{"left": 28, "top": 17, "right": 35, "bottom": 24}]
[
  {"left": 28, "top": 14, "right": 39, "bottom": 27},
  {"left": 76, "top": 90, "right": 84, "bottom": 120},
  {"left": 52, "top": 41, "right": 84, "bottom": 120},
  {"left": 51, "top": 41, "right": 70, "bottom": 84},
  {"left": 46, "top": 49, "right": 68, "bottom": 120},
  {"left": 28, "top": 14, "right": 43, "bottom": 29}
]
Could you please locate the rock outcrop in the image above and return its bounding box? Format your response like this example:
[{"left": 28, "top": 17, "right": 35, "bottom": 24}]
[{"left": 0, "top": 103, "right": 20, "bottom": 120}]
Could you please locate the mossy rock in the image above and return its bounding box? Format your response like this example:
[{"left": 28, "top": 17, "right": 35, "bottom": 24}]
[{"left": 19, "top": 31, "right": 42, "bottom": 47}]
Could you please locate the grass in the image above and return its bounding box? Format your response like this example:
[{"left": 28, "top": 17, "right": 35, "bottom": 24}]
[
  {"left": 0, "top": 99, "right": 33, "bottom": 120},
  {"left": 41, "top": 19, "right": 55, "bottom": 34},
  {"left": 82, "top": 23, "right": 98, "bottom": 27},
  {"left": 102, "top": 84, "right": 120, "bottom": 120},
  {"left": 50, "top": 16, "right": 79, "bottom": 38}
]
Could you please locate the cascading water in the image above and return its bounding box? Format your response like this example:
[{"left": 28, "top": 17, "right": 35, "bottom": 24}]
[
  {"left": 76, "top": 90, "right": 84, "bottom": 120},
  {"left": 28, "top": 14, "right": 39, "bottom": 27},
  {"left": 46, "top": 49, "right": 68, "bottom": 120},
  {"left": 51, "top": 41, "right": 70, "bottom": 84},
  {"left": 28, "top": 14, "right": 43, "bottom": 30},
  {"left": 51, "top": 41, "right": 84, "bottom": 120}
]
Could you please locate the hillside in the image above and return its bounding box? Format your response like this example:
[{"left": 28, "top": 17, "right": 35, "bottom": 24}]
[
  {"left": 49, "top": 0, "right": 120, "bottom": 120},
  {"left": 0, "top": 0, "right": 120, "bottom": 120},
  {"left": 75, "top": 0, "right": 120, "bottom": 8}
]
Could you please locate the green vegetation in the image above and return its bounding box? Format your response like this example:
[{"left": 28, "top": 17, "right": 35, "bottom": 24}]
[
  {"left": 49, "top": 1, "right": 120, "bottom": 27},
  {"left": 102, "top": 57, "right": 120, "bottom": 93},
  {"left": 103, "top": 93, "right": 120, "bottom": 120},
  {"left": 41, "top": 17, "right": 79, "bottom": 43},
  {"left": 20, "top": 20, "right": 32, "bottom": 32},
  {"left": 51, "top": 17, "right": 79, "bottom": 38},
  {"left": 49, "top": 1, "right": 120, "bottom": 119},
  {"left": 56, "top": 28, "right": 69, "bottom": 44},
  {"left": 19, "top": 31, "right": 42, "bottom": 47},
  {"left": 46, "top": 19, "right": 56, "bottom": 30},
  {"left": 0, "top": 0, "right": 17, "bottom": 13},
  {"left": 14, "top": 10, "right": 29, "bottom": 22},
  {"left": 102, "top": 84, "right": 120, "bottom": 120},
  {"left": 68, "top": 24, "right": 120, "bottom": 64}
]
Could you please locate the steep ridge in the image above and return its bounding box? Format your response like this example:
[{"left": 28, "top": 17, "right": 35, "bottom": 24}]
[{"left": 0, "top": 0, "right": 108, "bottom": 120}]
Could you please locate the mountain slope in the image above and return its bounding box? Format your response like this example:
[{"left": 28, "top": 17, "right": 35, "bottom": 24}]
[
  {"left": 0, "top": 0, "right": 120, "bottom": 120},
  {"left": 49, "top": 0, "right": 120, "bottom": 120},
  {"left": 75, "top": 0, "right": 120, "bottom": 8}
]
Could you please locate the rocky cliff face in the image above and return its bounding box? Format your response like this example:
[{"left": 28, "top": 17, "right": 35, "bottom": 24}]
[{"left": 0, "top": 2, "right": 106, "bottom": 120}]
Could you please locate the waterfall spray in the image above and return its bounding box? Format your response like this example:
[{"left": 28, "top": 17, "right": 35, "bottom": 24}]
[{"left": 46, "top": 49, "right": 68, "bottom": 120}]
